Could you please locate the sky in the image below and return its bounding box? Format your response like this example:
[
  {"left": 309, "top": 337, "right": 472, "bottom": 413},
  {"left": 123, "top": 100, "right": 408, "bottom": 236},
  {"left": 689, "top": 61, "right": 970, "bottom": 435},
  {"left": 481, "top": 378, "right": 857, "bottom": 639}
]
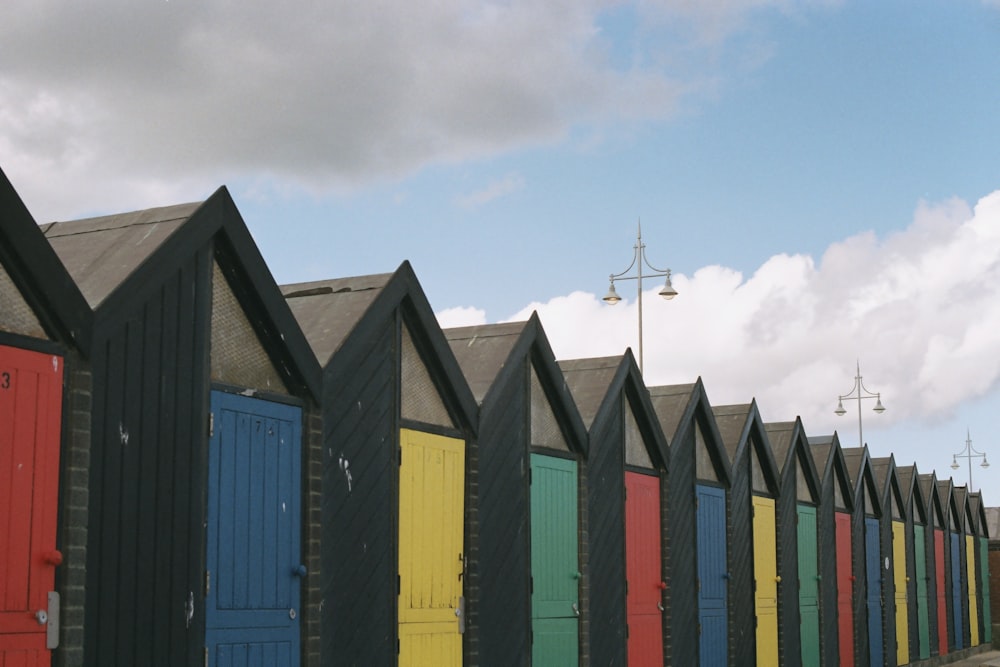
[{"left": 4, "top": 1, "right": 1000, "bottom": 503}]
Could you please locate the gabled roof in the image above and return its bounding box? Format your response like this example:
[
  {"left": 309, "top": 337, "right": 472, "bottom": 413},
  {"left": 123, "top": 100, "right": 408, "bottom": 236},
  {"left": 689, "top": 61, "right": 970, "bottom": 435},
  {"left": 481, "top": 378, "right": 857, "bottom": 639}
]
[
  {"left": 44, "top": 187, "right": 321, "bottom": 398},
  {"left": 842, "top": 445, "right": 883, "bottom": 517},
  {"left": 713, "top": 400, "right": 780, "bottom": 495},
  {"left": 283, "top": 261, "right": 478, "bottom": 434},
  {"left": 808, "top": 432, "right": 855, "bottom": 513},
  {"left": 559, "top": 352, "right": 668, "bottom": 471},
  {"left": 919, "top": 472, "right": 946, "bottom": 528},
  {"left": 954, "top": 485, "right": 972, "bottom": 534},
  {"left": 871, "top": 455, "right": 906, "bottom": 521},
  {"left": 970, "top": 492, "right": 989, "bottom": 539},
  {"left": 0, "top": 166, "right": 92, "bottom": 350},
  {"left": 647, "top": 377, "right": 730, "bottom": 485},
  {"left": 896, "top": 463, "right": 926, "bottom": 524},
  {"left": 765, "top": 417, "right": 821, "bottom": 503},
  {"left": 444, "top": 313, "right": 587, "bottom": 456},
  {"left": 937, "top": 479, "right": 958, "bottom": 531}
]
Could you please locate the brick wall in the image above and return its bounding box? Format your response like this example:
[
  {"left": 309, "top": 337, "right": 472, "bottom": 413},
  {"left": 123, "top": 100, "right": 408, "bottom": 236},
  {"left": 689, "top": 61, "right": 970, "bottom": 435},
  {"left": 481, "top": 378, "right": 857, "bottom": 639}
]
[
  {"left": 303, "top": 407, "right": 323, "bottom": 667},
  {"left": 56, "top": 363, "right": 91, "bottom": 667},
  {"left": 989, "top": 540, "right": 1000, "bottom": 644}
]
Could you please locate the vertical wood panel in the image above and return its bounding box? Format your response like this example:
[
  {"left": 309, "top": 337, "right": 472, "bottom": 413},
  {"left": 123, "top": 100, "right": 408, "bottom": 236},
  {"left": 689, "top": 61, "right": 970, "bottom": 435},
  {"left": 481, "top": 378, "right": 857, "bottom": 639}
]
[
  {"left": 914, "top": 524, "right": 930, "bottom": 659},
  {"left": 625, "top": 471, "right": 662, "bottom": 667},
  {"left": 966, "top": 535, "right": 979, "bottom": 646},
  {"left": 835, "top": 512, "right": 855, "bottom": 667},
  {"left": 753, "top": 497, "right": 779, "bottom": 667},
  {"left": 866, "top": 517, "right": 884, "bottom": 667},
  {"left": 697, "top": 484, "right": 728, "bottom": 667},
  {"left": 893, "top": 521, "right": 909, "bottom": 664},
  {"left": 935, "top": 529, "right": 948, "bottom": 655},
  {"left": 951, "top": 533, "right": 964, "bottom": 649},
  {"left": 797, "top": 505, "right": 820, "bottom": 667}
]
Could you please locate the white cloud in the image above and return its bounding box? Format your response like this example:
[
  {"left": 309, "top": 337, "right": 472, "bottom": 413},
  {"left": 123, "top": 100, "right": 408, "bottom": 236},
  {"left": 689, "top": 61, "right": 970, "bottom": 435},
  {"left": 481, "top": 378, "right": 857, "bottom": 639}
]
[
  {"left": 507, "top": 190, "right": 1000, "bottom": 441},
  {"left": 437, "top": 305, "right": 488, "bottom": 329},
  {"left": 0, "top": 0, "right": 829, "bottom": 221},
  {"left": 455, "top": 172, "right": 526, "bottom": 209}
]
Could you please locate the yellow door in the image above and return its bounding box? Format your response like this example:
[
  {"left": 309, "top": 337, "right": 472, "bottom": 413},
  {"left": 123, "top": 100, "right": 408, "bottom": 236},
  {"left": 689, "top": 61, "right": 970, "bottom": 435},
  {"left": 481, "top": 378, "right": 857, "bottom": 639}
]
[
  {"left": 398, "top": 429, "right": 465, "bottom": 666},
  {"left": 892, "top": 521, "right": 909, "bottom": 665},
  {"left": 967, "top": 535, "right": 979, "bottom": 646},
  {"left": 752, "top": 496, "right": 779, "bottom": 666}
]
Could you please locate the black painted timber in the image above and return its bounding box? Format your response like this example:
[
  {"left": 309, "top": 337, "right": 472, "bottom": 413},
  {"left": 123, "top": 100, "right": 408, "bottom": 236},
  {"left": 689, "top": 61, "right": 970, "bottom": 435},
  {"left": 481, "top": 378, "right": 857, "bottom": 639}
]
[{"left": 844, "top": 446, "right": 883, "bottom": 667}]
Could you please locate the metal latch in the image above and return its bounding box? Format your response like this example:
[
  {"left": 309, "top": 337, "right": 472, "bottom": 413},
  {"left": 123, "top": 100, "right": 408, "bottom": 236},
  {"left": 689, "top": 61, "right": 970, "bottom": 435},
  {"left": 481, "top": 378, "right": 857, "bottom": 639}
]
[
  {"left": 46, "top": 591, "right": 60, "bottom": 649},
  {"left": 456, "top": 596, "right": 466, "bottom": 634}
]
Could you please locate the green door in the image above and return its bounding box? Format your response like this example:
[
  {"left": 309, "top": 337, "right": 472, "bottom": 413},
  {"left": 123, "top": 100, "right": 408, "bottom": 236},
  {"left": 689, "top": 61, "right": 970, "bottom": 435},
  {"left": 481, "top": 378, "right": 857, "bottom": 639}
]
[
  {"left": 797, "top": 505, "right": 820, "bottom": 667},
  {"left": 914, "top": 524, "right": 930, "bottom": 659},
  {"left": 530, "top": 454, "right": 579, "bottom": 666}
]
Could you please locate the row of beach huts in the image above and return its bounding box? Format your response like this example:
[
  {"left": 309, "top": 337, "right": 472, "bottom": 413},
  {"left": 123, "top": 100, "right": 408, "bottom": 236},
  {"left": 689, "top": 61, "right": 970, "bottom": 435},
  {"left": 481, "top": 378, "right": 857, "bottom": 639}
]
[{"left": 0, "top": 165, "right": 995, "bottom": 667}]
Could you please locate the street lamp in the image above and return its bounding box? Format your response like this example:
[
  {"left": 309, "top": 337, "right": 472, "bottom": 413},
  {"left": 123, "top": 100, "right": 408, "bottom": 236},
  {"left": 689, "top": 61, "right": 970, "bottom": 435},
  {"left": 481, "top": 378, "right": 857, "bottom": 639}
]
[
  {"left": 602, "top": 223, "right": 677, "bottom": 374},
  {"left": 834, "top": 360, "right": 886, "bottom": 447},
  {"left": 950, "top": 428, "right": 989, "bottom": 491}
]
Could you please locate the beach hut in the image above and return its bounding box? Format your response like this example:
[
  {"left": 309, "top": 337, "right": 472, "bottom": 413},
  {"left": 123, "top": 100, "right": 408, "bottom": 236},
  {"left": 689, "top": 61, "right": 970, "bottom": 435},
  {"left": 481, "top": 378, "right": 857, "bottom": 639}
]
[
  {"left": 897, "top": 464, "right": 930, "bottom": 661},
  {"left": 871, "top": 456, "right": 909, "bottom": 666},
  {"left": 939, "top": 479, "right": 965, "bottom": 651},
  {"left": 765, "top": 419, "right": 823, "bottom": 667},
  {"left": 712, "top": 401, "right": 781, "bottom": 667},
  {"left": 558, "top": 353, "right": 669, "bottom": 667},
  {"left": 647, "top": 379, "right": 731, "bottom": 667},
  {"left": 970, "top": 492, "right": 992, "bottom": 645},
  {"left": 42, "top": 189, "right": 323, "bottom": 666},
  {"left": 281, "top": 263, "right": 478, "bottom": 667},
  {"left": 919, "top": 472, "right": 948, "bottom": 657},
  {"left": 809, "top": 433, "right": 857, "bottom": 667},
  {"left": 443, "top": 316, "right": 588, "bottom": 666},
  {"left": 843, "top": 446, "right": 884, "bottom": 667},
  {"left": 0, "top": 168, "right": 92, "bottom": 665}
]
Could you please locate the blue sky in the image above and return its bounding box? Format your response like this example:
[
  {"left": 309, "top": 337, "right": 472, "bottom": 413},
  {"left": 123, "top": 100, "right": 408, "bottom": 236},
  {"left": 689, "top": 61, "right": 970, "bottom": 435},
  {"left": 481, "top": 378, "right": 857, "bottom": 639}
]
[{"left": 4, "top": 1, "right": 1000, "bottom": 501}]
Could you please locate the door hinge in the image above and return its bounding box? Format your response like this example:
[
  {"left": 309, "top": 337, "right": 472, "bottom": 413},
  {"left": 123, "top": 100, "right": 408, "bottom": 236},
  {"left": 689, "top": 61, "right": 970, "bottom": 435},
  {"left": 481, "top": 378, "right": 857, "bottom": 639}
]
[
  {"left": 398, "top": 446, "right": 402, "bottom": 466},
  {"left": 208, "top": 412, "right": 214, "bottom": 438},
  {"left": 398, "top": 574, "right": 401, "bottom": 595},
  {"left": 528, "top": 466, "right": 532, "bottom": 485},
  {"left": 530, "top": 576, "right": 533, "bottom": 594},
  {"left": 204, "top": 570, "right": 211, "bottom": 597}
]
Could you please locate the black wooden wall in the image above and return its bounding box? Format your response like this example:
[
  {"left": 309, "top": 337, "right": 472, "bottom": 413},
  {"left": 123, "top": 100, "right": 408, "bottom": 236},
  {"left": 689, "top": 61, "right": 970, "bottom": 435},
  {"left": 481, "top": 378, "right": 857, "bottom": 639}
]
[
  {"left": 851, "top": 489, "right": 871, "bottom": 667},
  {"left": 817, "top": 465, "right": 839, "bottom": 667},
  {"left": 477, "top": 355, "right": 530, "bottom": 665},
  {"left": 320, "top": 316, "right": 397, "bottom": 664},
  {"left": 924, "top": 490, "right": 940, "bottom": 658},
  {"left": 666, "top": 422, "right": 697, "bottom": 666},
  {"left": 727, "top": 441, "right": 755, "bottom": 667},
  {"left": 879, "top": 484, "right": 899, "bottom": 666},
  {"left": 587, "top": 396, "right": 626, "bottom": 667},
  {"left": 84, "top": 248, "right": 211, "bottom": 666},
  {"left": 904, "top": 497, "right": 918, "bottom": 661},
  {"left": 775, "top": 457, "right": 801, "bottom": 667}
]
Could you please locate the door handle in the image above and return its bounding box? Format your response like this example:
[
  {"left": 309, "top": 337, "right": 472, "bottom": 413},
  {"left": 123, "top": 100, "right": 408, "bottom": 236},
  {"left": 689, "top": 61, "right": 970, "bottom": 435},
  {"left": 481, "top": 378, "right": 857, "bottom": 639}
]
[
  {"left": 657, "top": 602, "right": 665, "bottom": 612},
  {"left": 572, "top": 603, "right": 580, "bottom": 617}
]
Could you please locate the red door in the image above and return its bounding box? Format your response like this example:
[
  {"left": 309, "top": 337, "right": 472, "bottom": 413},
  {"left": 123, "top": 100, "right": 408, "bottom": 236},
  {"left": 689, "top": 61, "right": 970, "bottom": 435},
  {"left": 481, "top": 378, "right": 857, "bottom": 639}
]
[
  {"left": 625, "top": 471, "right": 664, "bottom": 666},
  {"left": 0, "top": 345, "right": 63, "bottom": 663},
  {"left": 935, "top": 529, "right": 948, "bottom": 655},
  {"left": 835, "top": 511, "right": 855, "bottom": 667}
]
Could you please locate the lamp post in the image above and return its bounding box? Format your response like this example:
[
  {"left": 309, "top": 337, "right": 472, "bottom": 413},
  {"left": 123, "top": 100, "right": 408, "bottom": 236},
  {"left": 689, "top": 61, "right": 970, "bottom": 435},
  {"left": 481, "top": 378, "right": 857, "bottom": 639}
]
[
  {"left": 602, "top": 223, "right": 677, "bottom": 374},
  {"left": 834, "top": 360, "right": 886, "bottom": 448},
  {"left": 950, "top": 429, "right": 989, "bottom": 491}
]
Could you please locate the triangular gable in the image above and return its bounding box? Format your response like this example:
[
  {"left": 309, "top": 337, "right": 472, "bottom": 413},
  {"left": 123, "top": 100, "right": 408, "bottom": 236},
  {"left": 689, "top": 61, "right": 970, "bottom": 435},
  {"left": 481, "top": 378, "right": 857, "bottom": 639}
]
[
  {"left": 843, "top": 446, "right": 882, "bottom": 518},
  {"left": 284, "top": 262, "right": 477, "bottom": 434},
  {"left": 921, "top": 474, "right": 946, "bottom": 529},
  {"left": 44, "top": 187, "right": 319, "bottom": 397},
  {"left": 401, "top": 320, "right": 455, "bottom": 429},
  {"left": 939, "top": 481, "right": 961, "bottom": 532},
  {"left": 955, "top": 487, "right": 974, "bottom": 536},
  {"left": 625, "top": 398, "right": 653, "bottom": 469},
  {"left": 712, "top": 401, "right": 780, "bottom": 496},
  {"left": 899, "top": 464, "right": 926, "bottom": 525},
  {"left": 531, "top": 362, "right": 571, "bottom": 453},
  {"left": 971, "top": 493, "right": 989, "bottom": 539},
  {"left": 810, "top": 434, "right": 855, "bottom": 514},
  {"left": 648, "top": 377, "right": 728, "bottom": 484},
  {"left": 872, "top": 456, "right": 906, "bottom": 522},
  {"left": 0, "top": 167, "right": 92, "bottom": 349},
  {"left": 560, "top": 352, "right": 667, "bottom": 471},
  {"left": 766, "top": 418, "right": 820, "bottom": 504}
]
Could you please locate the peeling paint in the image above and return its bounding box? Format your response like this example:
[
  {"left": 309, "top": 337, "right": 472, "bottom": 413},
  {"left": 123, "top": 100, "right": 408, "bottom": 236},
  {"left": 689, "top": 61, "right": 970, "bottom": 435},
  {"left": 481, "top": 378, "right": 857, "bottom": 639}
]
[{"left": 338, "top": 454, "right": 353, "bottom": 493}]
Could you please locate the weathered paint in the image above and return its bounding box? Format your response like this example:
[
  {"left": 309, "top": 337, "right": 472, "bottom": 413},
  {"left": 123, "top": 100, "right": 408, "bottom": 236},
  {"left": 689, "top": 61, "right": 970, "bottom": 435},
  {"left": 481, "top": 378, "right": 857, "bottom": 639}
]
[
  {"left": 625, "top": 471, "right": 663, "bottom": 667},
  {"left": 892, "top": 520, "right": 909, "bottom": 665},
  {"left": 399, "top": 429, "right": 465, "bottom": 667},
  {"left": 865, "top": 516, "right": 883, "bottom": 667},
  {"left": 934, "top": 529, "right": 948, "bottom": 655},
  {"left": 752, "top": 496, "right": 779, "bottom": 667},
  {"left": 914, "top": 524, "right": 930, "bottom": 659},
  {"left": 531, "top": 454, "right": 580, "bottom": 667},
  {"left": 834, "top": 512, "right": 854, "bottom": 667},
  {"left": 980, "top": 537, "right": 992, "bottom": 644},
  {"left": 0, "top": 346, "right": 63, "bottom": 661},
  {"left": 966, "top": 535, "right": 979, "bottom": 646},
  {"left": 696, "top": 484, "right": 728, "bottom": 667},
  {"left": 797, "top": 505, "right": 820, "bottom": 667},
  {"left": 205, "top": 391, "right": 302, "bottom": 667}
]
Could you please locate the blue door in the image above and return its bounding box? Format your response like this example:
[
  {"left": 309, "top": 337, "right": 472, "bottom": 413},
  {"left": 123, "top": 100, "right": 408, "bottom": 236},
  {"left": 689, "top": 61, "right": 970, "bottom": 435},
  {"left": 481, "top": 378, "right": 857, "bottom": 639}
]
[
  {"left": 951, "top": 532, "right": 963, "bottom": 649},
  {"left": 696, "top": 484, "right": 728, "bottom": 667},
  {"left": 865, "top": 517, "right": 883, "bottom": 667},
  {"left": 206, "top": 391, "right": 303, "bottom": 667}
]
